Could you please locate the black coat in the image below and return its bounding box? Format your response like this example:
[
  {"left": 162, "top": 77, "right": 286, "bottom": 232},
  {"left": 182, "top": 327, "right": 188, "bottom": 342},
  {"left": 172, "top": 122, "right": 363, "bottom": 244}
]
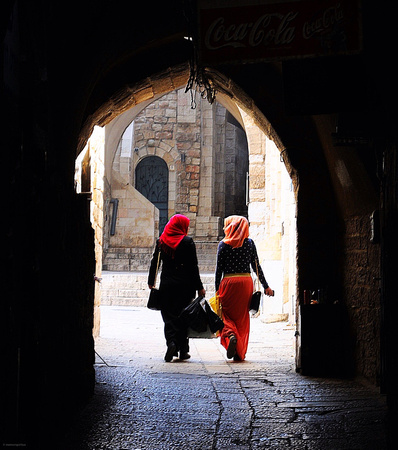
[{"left": 148, "top": 236, "right": 204, "bottom": 293}]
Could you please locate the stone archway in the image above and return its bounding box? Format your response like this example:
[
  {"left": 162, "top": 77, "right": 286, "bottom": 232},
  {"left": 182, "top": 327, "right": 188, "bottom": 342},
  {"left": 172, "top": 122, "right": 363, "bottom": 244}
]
[
  {"left": 90, "top": 70, "right": 297, "bottom": 326},
  {"left": 78, "top": 61, "right": 376, "bottom": 381},
  {"left": 78, "top": 64, "right": 297, "bottom": 333},
  {"left": 77, "top": 65, "right": 292, "bottom": 178}
]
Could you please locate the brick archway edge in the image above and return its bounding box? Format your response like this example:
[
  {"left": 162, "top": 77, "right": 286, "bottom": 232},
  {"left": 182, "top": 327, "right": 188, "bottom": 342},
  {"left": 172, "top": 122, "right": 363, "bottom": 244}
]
[{"left": 77, "top": 63, "right": 295, "bottom": 181}]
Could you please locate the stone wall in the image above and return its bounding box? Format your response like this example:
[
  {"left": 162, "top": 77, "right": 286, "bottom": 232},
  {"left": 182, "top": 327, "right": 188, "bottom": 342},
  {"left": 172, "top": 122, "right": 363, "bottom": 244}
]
[
  {"left": 75, "top": 126, "right": 105, "bottom": 337},
  {"left": 110, "top": 173, "right": 159, "bottom": 248},
  {"left": 343, "top": 215, "right": 381, "bottom": 381}
]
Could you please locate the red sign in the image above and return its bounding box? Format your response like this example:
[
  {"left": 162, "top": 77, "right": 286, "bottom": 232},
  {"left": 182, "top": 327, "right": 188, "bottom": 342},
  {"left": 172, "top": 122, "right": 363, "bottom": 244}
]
[{"left": 198, "top": 0, "right": 362, "bottom": 65}]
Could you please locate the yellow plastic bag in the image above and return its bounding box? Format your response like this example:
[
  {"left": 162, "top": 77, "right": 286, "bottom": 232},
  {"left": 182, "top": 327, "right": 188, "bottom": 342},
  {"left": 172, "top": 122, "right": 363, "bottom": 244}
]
[{"left": 209, "top": 292, "right": 222, "bottom": 318}]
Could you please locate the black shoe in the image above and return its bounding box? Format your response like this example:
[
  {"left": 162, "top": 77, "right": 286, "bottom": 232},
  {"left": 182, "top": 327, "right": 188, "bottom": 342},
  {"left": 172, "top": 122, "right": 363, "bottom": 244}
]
[
  {"left": 227, "top": 334, "right": 237, "bottom": 359},
  {"left": 165, "top": 342, "right": 177, "bottom": 362},
  {"left": 179, "top": 352, "right": 191, "bottom": 360}
]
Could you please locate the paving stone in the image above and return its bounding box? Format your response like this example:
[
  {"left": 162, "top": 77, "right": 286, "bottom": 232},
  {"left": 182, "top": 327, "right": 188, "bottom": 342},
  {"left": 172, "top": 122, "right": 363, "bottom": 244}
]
[{"left": 60, "top": 306, "right": 388, "bottom": 449}]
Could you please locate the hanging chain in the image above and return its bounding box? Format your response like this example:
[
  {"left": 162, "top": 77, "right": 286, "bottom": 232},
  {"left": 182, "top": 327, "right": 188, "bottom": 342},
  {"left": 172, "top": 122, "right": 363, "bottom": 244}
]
[{"left": 184, "top": 0, "right": 217, "bottom": 109}]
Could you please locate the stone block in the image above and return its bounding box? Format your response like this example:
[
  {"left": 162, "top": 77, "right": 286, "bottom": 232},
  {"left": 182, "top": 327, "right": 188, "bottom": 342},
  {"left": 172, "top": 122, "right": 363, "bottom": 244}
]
[
  {"left": 112, "top": 189, "right": 127, "bottom": 199},
  {"left": 118, "top": 289, "right": 136, "bottom": 298},
  {"left": 134, "top": 86, "right": 154, "bottom": 104},
  {"left": 250, "top": 188, "right": 266, "bottom": 202},
  {"left": 165, "top": 108, "right": 176, "bottom": 118}
]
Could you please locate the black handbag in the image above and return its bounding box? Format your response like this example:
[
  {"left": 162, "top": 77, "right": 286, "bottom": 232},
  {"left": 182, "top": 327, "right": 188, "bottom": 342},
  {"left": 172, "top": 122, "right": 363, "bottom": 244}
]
[
  {"left": 249, "top": 259, "right": 262, "bottom": 313},
  {"left": 249, "top": 290, "right": 261, "bottom": 313},
  {"left": 147, "top": 250, "right": 162, "bottom": 311},
  {"left": 147, "top": 288, "right": 162, "bottom": 310}
]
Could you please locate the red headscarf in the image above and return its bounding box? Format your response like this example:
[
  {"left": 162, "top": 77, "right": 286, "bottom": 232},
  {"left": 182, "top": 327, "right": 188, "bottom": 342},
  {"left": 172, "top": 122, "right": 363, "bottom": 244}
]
[
  {"left": 222, "top": 215, "right": 249, "bottom": 248},
  {"left": 159, "top": 214, "right": 190, "bottom": 256}
]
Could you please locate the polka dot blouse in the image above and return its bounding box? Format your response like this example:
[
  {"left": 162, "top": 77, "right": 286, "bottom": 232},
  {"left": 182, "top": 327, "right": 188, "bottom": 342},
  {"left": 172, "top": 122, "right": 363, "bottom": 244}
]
[{"left": 215, "top": 238, "right": 269, "bottom": 290}]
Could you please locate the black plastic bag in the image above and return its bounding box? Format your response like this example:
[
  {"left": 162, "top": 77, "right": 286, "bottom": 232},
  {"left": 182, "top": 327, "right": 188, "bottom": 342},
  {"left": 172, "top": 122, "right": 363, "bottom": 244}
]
[
  {"left": 179, "top": 296, "right": 224, "bottom": 334},
  {"left": 179, "top": 296, "right": 208, "bottom": 332}
]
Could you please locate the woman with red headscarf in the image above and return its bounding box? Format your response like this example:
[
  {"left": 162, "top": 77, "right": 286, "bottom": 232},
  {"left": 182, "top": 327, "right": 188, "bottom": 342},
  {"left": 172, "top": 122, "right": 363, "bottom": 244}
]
[
  {"left": 215, "top": 215, "right": 273, "bottom": 361},
  {"left": 148, "top": 214, "right": 206, "bottom": 362}
]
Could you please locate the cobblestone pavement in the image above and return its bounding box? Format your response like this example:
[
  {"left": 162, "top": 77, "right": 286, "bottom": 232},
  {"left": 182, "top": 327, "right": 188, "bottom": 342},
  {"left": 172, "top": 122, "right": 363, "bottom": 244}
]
[{"left": 61, "top": 306, "right": 388, "bottom": 449}]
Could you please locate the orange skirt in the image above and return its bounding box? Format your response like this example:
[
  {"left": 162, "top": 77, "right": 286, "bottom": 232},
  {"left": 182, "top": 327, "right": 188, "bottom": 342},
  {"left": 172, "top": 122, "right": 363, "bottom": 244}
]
[{"left": 218, "top": 274, "right": 253, "bottom": 360}]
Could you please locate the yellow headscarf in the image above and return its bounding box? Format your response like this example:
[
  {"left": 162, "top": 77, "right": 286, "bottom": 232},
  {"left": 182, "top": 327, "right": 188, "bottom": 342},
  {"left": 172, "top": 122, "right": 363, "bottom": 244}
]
[{"left": 222, "top": 215, "right": 249, "bottom": 248}]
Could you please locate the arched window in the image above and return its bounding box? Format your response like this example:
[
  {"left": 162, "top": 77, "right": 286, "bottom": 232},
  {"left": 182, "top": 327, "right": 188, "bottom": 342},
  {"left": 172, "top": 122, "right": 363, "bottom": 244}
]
[{"left": 135, "top": 156, "right": 169, "bottom": 234}]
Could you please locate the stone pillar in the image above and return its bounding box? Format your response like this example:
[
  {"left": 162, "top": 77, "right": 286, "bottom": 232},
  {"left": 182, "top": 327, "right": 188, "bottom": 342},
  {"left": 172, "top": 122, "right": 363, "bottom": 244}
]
[
  {"left": 214, "top": 104, "right": 226, "bottom": 219},
  {"left": 195, "top": 98, "right": 223, "bottom": 240},
  {"left": 86, "top": 126, "right": 105, "bottom": 337},
  {"left": 198, "top": 98, "right": 214, "bottom": 218},
  {"left": 176, "top": 89, "right": 201, "bottom": 235}
]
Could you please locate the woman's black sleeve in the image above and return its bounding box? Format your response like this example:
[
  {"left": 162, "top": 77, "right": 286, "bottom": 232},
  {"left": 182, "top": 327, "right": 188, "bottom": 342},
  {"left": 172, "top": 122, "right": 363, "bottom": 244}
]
[
  {"left": 215, "top": 242, "right": 224, "bottom": 291},
  {"left": 187, "top": 238, "right": 204, "bottom": 291}
]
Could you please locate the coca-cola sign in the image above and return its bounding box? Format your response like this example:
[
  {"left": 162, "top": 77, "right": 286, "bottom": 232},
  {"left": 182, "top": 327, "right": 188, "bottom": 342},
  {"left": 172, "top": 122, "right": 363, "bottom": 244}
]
[{"left": 198, "top": 0, "right": 362, "bottom": 64}]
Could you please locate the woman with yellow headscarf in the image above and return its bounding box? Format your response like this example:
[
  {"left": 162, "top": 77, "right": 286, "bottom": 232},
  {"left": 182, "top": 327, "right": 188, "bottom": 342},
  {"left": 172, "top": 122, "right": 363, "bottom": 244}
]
[{"left": 215, "top": 216, "right": 274, "bottom": 361}]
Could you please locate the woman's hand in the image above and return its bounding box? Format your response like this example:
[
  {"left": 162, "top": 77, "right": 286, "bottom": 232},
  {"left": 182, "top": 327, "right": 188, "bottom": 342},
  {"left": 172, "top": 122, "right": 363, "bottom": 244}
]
[
  {"left": 148, "top": 284, "right": 154, "bottom": 290},
  {"left": 198, "top": 288, "right": 206, "bottom": 297},
  {"left": 265, "top": 287, "right": 274, "bottom": 296}
]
